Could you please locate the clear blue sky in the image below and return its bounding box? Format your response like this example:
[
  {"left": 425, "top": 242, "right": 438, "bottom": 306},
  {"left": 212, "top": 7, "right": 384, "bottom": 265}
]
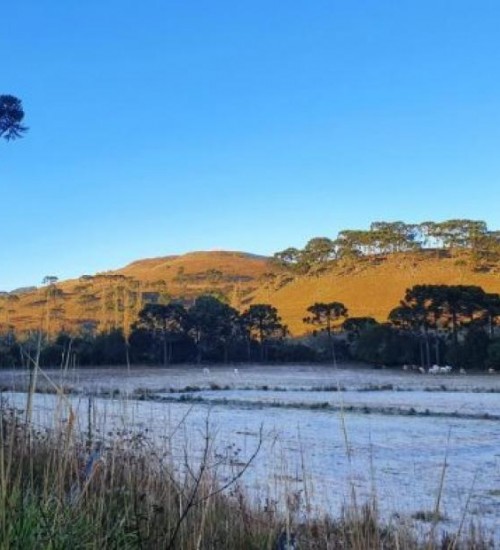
[{"left": 1, "top": 1, "right": 499, "bottom": 291}]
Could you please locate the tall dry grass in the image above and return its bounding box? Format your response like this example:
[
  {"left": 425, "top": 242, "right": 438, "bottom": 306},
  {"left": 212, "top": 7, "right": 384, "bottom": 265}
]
[{"left": 0, "top": 399, "right": 495, "bottom": 550}]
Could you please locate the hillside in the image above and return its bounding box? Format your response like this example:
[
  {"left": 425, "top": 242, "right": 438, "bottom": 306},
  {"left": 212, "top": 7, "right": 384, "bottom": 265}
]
[
  {"left": 116, "top": 251, "right": 271, "bottom": 283},
  {"left": 1, "top": 249, "right": 500, "bottom": 337},
  {"left": 253, "top": 252, "right": 500, "bottom": 334},
  {"left": 0, "top": 251, "right": 277, "bottom": 336}
]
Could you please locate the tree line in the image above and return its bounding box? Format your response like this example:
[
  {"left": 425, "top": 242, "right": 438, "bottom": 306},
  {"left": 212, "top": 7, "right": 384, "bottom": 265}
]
[
  {"left": 2, "top": 219, "right": 500, "bottom": 338},
  {"left": 274, "top": 220, "right": 500, "bottom": 274},
  {"left": 4, "top": 97, "right": 499, "bottom": 369},
  {"left": 1, "top": 284, "right": 499, "bottom": 371},
  {"left": 0, "top": 297, "right": 293, "bottom": 368}
]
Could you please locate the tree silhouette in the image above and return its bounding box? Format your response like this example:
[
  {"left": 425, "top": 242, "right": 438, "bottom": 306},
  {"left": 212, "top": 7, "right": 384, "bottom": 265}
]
[
  {"left": 241, "top": 304, "right": 283, "bottom": 362},
  {"left": 304, "top": 301, "right": 348, "bottom": 365},
  {"left": 389, "top": 284, "right": 496, "bottom": 367},
  {"left": 481, "top": 293, "right": 500, "bottom": 337},
  {"left": 136, "top": 302, "right": 190, "bottom": 366},
  {"left": 389, "top": 286, "right": 435, "bottom": 367},
  {"left": 0, "top": 95, "right": 28, "bottom": 140},
  {"left": 189, "top": 295, "right": 239, "bottom": 363}
]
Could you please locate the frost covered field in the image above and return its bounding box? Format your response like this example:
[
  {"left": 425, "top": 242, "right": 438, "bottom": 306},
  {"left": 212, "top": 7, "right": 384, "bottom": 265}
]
[{"left": 1, "top": 364, "right": 499, "bottom": 541}]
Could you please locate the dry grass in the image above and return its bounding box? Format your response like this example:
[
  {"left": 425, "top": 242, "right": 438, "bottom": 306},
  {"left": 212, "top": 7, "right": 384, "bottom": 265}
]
[
  {"left": 0, "top": 251, "right": 275, "bottom": 336},
  {"left": 0, "top": 397, "right": 495, "bottom": 549},
  {"left": 2, "top": 250, "right": 500, "bottom": 337},
  {"left": 252, "top": 252, "right": 500, "bottom": 334}
]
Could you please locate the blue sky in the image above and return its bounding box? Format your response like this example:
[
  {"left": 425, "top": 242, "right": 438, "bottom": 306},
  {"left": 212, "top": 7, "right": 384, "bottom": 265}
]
[{"left": 1, "top": 1, "right": 499, "bottom": 291}]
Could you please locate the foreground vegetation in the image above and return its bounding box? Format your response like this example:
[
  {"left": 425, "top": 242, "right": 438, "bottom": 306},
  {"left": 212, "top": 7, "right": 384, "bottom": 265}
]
[{"left": 0, "top": 403, "right": 495, "bottom": 549}]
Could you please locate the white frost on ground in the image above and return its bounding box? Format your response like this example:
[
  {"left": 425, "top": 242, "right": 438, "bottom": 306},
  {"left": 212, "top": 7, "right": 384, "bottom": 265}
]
[{"left": 1, "top": 364, "right": 499, "bottom": 542}]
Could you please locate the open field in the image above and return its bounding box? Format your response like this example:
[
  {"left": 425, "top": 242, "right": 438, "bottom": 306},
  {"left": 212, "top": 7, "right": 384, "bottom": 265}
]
[{"left": 1, "top": 364, "right": 499, "bottom": 544}]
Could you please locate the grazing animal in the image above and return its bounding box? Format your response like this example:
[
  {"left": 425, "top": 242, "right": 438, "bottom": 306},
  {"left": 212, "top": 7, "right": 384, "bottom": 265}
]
[
  {"left": 488, "top": 368, "right": 496, "bottom": 374},
  {"left": 402, "top": 364, "right": 409, "bottom": 371},
  {"left": 459, "top": 368, "right": 467, "bottom": 375},
  {"left": 202, "top": 367, "right": 210, "bottom": 375},
  {"left": 233, "top": 368, "right": 239, "bottom": 374},
  {"left": 429, "top": 365, "right": 452, "bottom": 374},
  {"left": 419, "top": 367, "right": 426, "bottom": 374}
]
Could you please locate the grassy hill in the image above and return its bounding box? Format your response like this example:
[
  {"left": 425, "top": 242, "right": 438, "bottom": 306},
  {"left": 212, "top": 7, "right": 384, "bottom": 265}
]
[
  {"left": 0, "top": 252, "right": 276, "bottom": 336},
  {"left": 2, "top": 249, "right": 500, "bottom": 337},
  {"left": 253, "top": 252, "right": 500, "bottom": 334}
]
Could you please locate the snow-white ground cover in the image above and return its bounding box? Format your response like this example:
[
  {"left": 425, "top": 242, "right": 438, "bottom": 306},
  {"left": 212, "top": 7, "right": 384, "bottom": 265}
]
[
  {"left": 1, "top": 364, "right": 499, "bottom": 541},
  {"left": 169, "top": 388, "right": 500, "bottom": 418},
  {"left": 2, "top": 363, "right": 500, "bottom": 393}
]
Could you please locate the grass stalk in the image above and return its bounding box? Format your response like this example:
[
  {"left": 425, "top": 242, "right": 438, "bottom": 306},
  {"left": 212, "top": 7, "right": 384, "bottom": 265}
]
[{"left": 0, "top": 391, "right": 493, "bottom": 549}]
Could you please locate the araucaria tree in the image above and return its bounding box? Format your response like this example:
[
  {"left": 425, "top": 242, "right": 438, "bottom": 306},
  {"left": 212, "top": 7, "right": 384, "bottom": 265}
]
[
  {"left": 303, "top": 302, "right": 348, "bottom": 365},
  {"left": 389, "top": 286, "right": 437, "bottom": 367},
  {"left": 189, "top": 295, "right": 240, "bottom": 363},
  {"left": 0, "top": 95, "right": 28, "bottom": 140},
  {"left": 389, "top": 284, "right": 500, "bottom": 368},
  {"left": 241, "top": 304, "right": 284, "bottom": 362},
  {"left": 135, "top": 302, "right": 190, "bottom": 366}
]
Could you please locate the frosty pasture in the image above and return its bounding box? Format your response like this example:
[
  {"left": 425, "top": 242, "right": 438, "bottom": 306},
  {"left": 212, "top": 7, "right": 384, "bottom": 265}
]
[{"left": 1, "top": 364, "right": 499, "bottom": 541}]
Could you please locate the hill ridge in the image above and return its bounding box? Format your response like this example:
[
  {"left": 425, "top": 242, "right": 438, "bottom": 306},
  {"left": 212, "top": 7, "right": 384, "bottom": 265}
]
[{"left": 1, "top": 248, "right": 500, "bottom": 337}]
